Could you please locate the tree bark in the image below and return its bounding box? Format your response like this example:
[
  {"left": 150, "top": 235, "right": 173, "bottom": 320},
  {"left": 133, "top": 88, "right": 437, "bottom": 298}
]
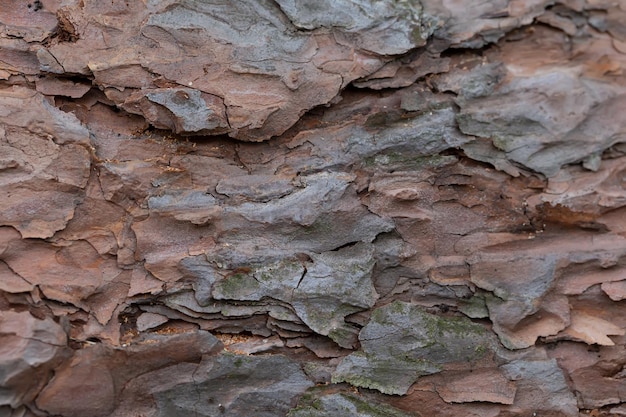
[{"left": 1, "top": 1, "right": 626, "bottom": 416}]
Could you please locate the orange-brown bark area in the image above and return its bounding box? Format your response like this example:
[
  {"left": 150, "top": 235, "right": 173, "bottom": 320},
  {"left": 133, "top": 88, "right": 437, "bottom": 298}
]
[{"left": 1, "top": 1, "right": 626, "bottom": 416}]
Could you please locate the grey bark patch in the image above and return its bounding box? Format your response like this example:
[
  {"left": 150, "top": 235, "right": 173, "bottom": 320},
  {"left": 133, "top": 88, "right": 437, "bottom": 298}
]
[
  {"left": 332, "top": 301, "right": 496, "bottom": 395},
  {"left": 216, "top": 174, "right": 295, "bottom": 202},
  {"left": 152, "top": 353, "right": 314, "bottom": 417},
  {"left": 500, "top": 359, "right": 578, "bottom": 415},
  {"left": 212, "top": 259, "right": 304, "bottom": 302},
  {"left": 457, "top": 73, "right": 625, "bottom": 177},
  {"left": 275, "top": 0, "right": 431, "bottom": 55},
  {"left": 143, "top": 88, "right": 228, "bottom": 133},
  {"left": 292, "top": 243, "right": 378, "bottom": 348},
  {"left": 288, "top": 392, "right": 415, "bottom": 417}
]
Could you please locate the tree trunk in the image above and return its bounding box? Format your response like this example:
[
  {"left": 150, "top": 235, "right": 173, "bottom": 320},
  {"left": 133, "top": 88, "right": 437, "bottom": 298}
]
[{"left": 1, "top": 1, "right": 626, "bottom": 416}]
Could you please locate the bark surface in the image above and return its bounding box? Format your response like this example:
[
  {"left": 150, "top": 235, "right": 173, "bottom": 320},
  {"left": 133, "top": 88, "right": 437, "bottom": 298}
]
[{"left": 1, "top": 1, "right": 626, "bottom": 416}]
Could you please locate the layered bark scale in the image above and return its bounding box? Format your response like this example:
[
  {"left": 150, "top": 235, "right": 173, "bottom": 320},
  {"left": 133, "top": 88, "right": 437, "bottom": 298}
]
[{"left": 1, "top": 0, "right": 626, "bottom": 416}]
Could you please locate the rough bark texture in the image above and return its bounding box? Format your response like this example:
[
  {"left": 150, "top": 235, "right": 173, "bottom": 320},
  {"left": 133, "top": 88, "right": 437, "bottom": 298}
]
[{"left": 1, "top": 1, "right": 626, "bottom": 416}]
